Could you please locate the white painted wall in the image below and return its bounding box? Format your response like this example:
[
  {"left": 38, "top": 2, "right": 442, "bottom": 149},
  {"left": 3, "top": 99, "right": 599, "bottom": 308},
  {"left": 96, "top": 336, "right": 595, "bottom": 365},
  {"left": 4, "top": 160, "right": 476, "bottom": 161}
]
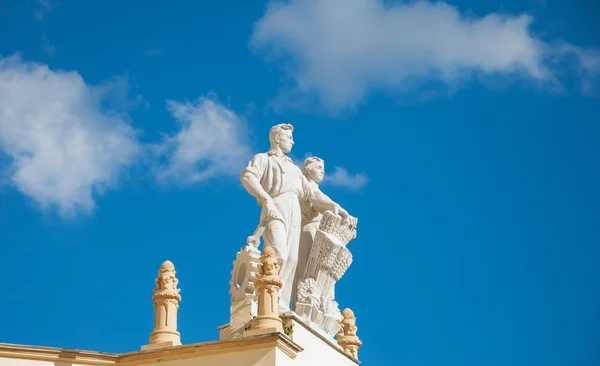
[{"left": 280, "top": 321, "right": 357, "bottom": 366}]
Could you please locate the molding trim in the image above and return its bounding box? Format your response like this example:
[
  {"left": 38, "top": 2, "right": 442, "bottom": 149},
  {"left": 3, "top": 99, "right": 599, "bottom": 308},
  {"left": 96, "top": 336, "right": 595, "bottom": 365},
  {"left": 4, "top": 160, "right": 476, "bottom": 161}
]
[
  {"left": 0, "top": 333, "right": 303, "bottom": 365},
  {"left": 120, "top": 333, "right": 301, "bottom": 365},
  {"left": 0, "top": 343, "right": 118, "bottom": 365},
  {"left": 281, "top": 312, "right": 360, "bottom": 364},
  {"left": 275, "top": 333, "right": 303, "bottom": 359}
]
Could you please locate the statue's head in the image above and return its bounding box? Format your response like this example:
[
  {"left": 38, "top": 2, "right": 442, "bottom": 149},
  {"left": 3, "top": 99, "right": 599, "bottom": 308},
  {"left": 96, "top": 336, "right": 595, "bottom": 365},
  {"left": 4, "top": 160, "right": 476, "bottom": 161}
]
[
  {"left": 302, "top": 156, "right": 325, "bottom": 184},
  {"left": 269, "top": 123, "right": 294, "bottom": 154}
]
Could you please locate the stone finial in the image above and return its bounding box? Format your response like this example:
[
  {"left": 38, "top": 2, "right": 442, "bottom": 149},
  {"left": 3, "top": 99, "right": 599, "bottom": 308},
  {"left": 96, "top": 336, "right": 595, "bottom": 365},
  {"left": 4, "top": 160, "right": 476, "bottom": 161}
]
[
  {"left": 159, "top": 260, "right": 176, "bottom": 273},
  {"left": 141, "top": 260, "right": 182, "bottom": 350},
  {"left": 336, "top": 308, "right": 362, "bottom": 359},
  {"left": 244, "top": 246, "right": 284, "bottom": 336}
]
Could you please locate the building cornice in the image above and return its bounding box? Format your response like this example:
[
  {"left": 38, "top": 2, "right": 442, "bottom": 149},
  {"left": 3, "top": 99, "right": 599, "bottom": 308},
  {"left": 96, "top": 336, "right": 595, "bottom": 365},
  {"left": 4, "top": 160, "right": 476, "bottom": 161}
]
[
  {"left": 0, "top": 333, "right": 303, "bottom": 365},
  {"left": 0, "top": 342, "right": 118, "bottom": 365},
  {"left": 120, "top": 333, "right": 302, "bottom": 365}
]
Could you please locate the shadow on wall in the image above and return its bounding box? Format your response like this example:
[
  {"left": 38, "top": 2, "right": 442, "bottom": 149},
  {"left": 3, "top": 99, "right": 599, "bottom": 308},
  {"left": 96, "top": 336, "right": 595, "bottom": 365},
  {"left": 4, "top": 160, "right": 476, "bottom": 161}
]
[{"left": 55, "top": 362, "right": 72, "bottom": 366}]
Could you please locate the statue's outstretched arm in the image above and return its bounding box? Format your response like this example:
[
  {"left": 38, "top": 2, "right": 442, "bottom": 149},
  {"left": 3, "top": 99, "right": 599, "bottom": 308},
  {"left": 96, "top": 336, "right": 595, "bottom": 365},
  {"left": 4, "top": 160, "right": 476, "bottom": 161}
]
[{"left": 307, "top": 186, "right": 348, "bottom": 218}]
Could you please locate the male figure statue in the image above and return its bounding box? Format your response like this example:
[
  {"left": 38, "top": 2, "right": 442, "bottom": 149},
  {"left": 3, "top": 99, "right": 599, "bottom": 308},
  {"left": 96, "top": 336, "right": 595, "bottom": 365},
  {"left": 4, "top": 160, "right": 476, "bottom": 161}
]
[{"left": 240, "top": 124, "right": 348, "bottom": 312}]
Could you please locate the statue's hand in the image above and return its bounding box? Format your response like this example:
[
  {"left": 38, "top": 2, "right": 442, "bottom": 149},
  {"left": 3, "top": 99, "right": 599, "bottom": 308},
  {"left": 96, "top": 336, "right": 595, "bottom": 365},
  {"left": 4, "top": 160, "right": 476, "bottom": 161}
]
[
  {"left": 342, "top": 214, "right": 358, "bottom": 229},
  {"left": 335, "top": 205, "right": 349, "bottom": 219},
  {"left": 349, "top": 215, "right": 358, "bottom": 227},
  {"left": 265, "top": 199, "right": 285, "bottom": 223}
]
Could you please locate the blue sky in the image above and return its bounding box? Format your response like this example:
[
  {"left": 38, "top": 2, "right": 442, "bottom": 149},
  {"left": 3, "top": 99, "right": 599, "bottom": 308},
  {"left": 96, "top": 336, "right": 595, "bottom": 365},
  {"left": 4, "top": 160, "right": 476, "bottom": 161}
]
[{"left": 1, "top": 0, "right": 599, "bottom": 365}]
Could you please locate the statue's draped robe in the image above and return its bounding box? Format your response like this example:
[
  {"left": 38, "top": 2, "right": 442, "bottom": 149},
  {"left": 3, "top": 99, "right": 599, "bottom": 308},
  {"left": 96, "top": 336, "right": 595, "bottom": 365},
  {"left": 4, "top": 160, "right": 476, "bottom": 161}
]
[{"left": 242, "top": 151, "right": 312, "bottom": 311}]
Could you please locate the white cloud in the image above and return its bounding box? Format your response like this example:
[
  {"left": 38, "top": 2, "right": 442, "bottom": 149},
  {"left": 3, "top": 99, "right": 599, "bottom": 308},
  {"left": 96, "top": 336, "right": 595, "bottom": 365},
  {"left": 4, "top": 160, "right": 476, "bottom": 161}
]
[
  {"left": 294, "top": 153, "right": 368, "bottom": 191},
  {"left": 0, "top": 55, "right": 140, "bottom": 217},
  {"left": 34, "top": 0, "right": 52, "bottom": 23},
  {"left": 93, "top": 74, "right": 149, "bottom": 110},
  {"left": 324, "top": 167, "right": 369, "bottom": 191},
  {"left": 250, "top": 0, "right": 600, "bottom": 113},
  {"left": 41, "top": 33, "right": 55, "bottom": 57},
  {"left": 155, "top": 97, "right": 252, "bottom": 185},
  {"left": 555, "top": 44, "right": 600, "bottom": 95}
]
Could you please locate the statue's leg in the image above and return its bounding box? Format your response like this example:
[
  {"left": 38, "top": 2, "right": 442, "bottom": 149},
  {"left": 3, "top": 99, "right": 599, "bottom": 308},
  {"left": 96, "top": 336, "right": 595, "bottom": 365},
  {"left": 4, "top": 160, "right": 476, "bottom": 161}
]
[
  {"left": 278, "top": 198, "right": 302, "bottom": 312},
  {"left": 263, "top": 219, "right": 288, "bottom": 266},
  {"left": 262, "top": 194, "right": 302, "bottom": 312},
  {"left": 279, "top": 230, "right": 299, "bottom": 312}
]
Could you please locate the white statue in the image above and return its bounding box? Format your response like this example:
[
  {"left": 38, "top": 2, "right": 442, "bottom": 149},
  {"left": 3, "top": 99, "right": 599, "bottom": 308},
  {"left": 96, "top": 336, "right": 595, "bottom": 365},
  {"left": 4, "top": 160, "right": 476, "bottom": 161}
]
[
  {"left": 240, "top": 123, "right": 348, "bottom": 311},
  {"left": 292, "top": 156, "right": 350, "bottom": 306},
  {"left": 285, "top": 157, "right": 358, "bottom": 338}
]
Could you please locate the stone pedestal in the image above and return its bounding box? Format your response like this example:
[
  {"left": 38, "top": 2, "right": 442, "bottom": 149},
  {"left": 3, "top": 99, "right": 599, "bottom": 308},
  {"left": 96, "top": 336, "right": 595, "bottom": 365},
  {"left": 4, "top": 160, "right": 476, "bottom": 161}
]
[{"left": 294, "top": 211, "right": 357, "bottom": 338}]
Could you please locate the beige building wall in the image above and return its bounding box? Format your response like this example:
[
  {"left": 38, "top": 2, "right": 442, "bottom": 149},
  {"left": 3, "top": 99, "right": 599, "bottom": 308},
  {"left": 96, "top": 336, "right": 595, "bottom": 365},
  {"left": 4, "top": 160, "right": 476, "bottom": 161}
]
[
  {"left": 132, "top": 348, "right": 277, "bottom": 366},
  {"left": 0, "top": 352, "right": 277, "bottom": 366},
  {"left": 0, "top": 348, "right": 277, "bottom": 366},
  {"left": 0, "top": 332, "right": 306, "bottom": 366},
  {"left": 0, "top": 359, "right": 90, "bottom": 366},
  {"left": 0, "top": 326, "right": 355, "bottom": 366}
]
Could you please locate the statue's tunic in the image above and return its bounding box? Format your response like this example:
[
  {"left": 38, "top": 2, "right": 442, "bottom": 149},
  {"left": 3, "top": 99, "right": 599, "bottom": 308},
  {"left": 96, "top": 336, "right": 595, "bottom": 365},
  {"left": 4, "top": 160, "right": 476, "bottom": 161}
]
[
  {"left": 293, "top": 180, "right": 321, "bottom": 306},
  {"left": 300, "top": 180, "right": 321, "bottom": 227},
  {"left": 242, "top": 150, "right": 310, "bottom": 311}
]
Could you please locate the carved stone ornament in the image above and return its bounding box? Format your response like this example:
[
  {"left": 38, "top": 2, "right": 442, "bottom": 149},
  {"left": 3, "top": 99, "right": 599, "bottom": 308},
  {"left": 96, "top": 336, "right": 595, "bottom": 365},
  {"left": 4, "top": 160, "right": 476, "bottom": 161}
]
[
  {"left": 229, "top": 245, "right": 261, "bottom": 302},
  {"left": 294, "top": 210, "right": 358, "bottom": 337},
  {"left": 244, "top": 246, "right": 284, "bottom": 336},
  {"left": 220, "top": 244, "right": 261, "bottom": 339},
  {"left": 142, "top": 260, "right": 182, "bottom": 350},
  {"left": 336, "top": 308, "right": 362, "bottom": 359}
]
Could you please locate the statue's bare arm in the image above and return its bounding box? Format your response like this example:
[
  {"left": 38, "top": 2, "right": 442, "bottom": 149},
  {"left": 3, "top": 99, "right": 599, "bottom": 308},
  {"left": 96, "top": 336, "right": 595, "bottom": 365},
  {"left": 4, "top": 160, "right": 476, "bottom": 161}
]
[
  {"left": 306, "top": 185, "right": 349, "bottom": 218},
  {"left": 241, "top": 172, "right": 284, "bottom": 222},
  {"left": 241, "top": 172, "right": 270, "bottom": 205}
]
